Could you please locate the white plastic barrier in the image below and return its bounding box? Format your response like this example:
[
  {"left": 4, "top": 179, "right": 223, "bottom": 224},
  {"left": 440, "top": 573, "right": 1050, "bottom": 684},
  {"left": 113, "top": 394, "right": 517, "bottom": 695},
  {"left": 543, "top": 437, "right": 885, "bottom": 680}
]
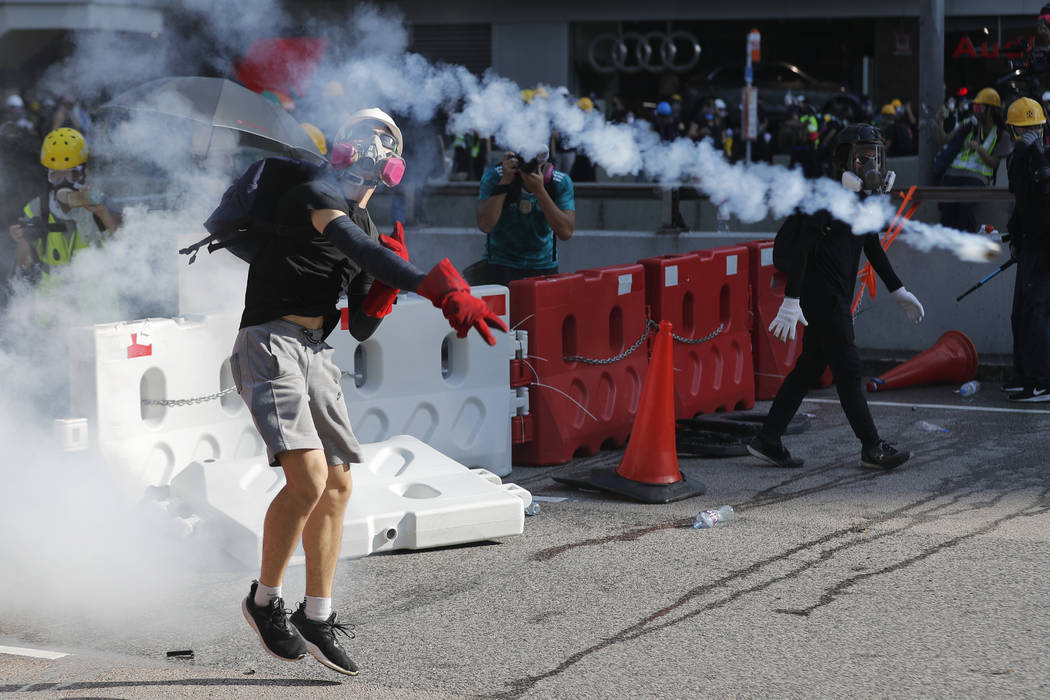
[
  {"left": 67, "top": 313, "right": 262, "bottom": 493},
  {"left": 170, "top": 434, "right": 531, "bottom": 568},
  {"left": 328, "top": 285, "right": 520, "bottom": 477},
  {"left": 67, "top": 286, "right": 518, "bottom": 495}
]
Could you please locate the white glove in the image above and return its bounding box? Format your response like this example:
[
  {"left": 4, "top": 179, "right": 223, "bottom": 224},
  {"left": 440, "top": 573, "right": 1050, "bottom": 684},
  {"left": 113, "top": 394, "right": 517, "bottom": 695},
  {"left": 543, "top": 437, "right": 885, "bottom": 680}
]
[
  {"left": 1021, "top": 129, "right": 1041, "bottom": 147},
  {"left": 768, "top": 297, "right": 807, "bottom": 342},
  {"left": 892, "top": 287, "right": 924, "bottom": 324}
]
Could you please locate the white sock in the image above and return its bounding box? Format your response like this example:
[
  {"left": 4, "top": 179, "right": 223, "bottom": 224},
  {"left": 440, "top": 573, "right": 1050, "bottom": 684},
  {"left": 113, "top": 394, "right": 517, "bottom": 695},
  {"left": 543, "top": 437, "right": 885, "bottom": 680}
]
[
  {"left": 305, "top": 595, "right": 332, "bottom": 622},
  {"left": 254, "top": 581, "right": 281, "bottom": 608}
]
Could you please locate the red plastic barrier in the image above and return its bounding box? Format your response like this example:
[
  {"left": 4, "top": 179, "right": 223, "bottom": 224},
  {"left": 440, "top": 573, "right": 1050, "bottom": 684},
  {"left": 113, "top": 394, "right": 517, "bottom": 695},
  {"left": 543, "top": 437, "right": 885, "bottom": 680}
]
[
  {"left": 746, "top": 240, "right": 831, "bottom": 399},
  {"left": 509, "top": 264, "right": 649, "bottom": 466},
  {"left": 640, "top": 246, "right": 755, "bottom": 418}
]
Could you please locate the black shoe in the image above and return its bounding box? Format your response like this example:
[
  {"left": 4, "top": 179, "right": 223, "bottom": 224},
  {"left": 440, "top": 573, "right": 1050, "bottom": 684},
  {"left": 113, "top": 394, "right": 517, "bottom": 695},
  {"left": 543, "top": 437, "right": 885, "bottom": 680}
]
[
  {"left": 861, "top": 440, "right": 910, "bottom": 470},
  {"left": 242, "top": 581, "right": 307, "bottom": 661},
  {"left": 1009, "top": 385, "right": 1050, "bottom": 402},
  {"left": 1001, "top": 379, "right": 1026, "bottom": 393},
  {"left": 747, "top": 436, "right": 804, "bottom": 468},
  {"left": 290, "top": 604, "right": 359, "bottom": 676}
]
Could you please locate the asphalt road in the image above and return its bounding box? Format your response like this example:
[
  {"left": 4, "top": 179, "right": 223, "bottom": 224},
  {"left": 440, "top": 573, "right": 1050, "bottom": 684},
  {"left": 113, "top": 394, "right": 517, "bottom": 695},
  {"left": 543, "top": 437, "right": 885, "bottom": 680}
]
[{"left": 3, "top": 383, "right": 1049, "bottom": 699}]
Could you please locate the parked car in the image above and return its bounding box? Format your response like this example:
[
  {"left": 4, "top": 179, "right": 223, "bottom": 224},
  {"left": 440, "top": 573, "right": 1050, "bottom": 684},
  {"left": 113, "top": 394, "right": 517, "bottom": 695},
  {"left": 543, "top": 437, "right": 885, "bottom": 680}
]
[{"left": 691, "top": 60, "right": 863, "bottom": 126}]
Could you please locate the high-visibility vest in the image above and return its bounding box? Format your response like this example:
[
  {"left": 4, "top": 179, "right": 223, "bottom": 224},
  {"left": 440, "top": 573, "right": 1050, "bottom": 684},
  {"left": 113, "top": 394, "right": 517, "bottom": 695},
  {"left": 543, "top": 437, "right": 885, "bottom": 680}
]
[
  {"left": 22, "top": 195, "right": 106, "bottom": 276},
  {"left": 801, "top": 114, "right": 820, "bottom": 148},
  {"left": 950, "top": 126, "right": 998, "bottom": 181}
]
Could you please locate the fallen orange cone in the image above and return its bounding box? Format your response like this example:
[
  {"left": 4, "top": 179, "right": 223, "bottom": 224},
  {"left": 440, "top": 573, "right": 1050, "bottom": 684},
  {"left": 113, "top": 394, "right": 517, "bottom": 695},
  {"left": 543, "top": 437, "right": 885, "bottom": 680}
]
[{"left": 867, "top": 330, "right": 978, "bottom": 392}]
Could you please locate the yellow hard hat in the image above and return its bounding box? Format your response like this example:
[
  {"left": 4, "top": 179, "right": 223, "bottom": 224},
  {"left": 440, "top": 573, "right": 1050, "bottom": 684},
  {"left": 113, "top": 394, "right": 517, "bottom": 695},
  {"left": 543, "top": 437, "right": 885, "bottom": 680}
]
[
  {"left": 323, "top": 80, "right": 344, "bottom": 98},
  {"left": 533, "top": 86, "right": 549, "bottom": 99},
  {"left": 576, "top": 97, "right": 594, "bottom": 112},
  {"left": 880, "top": 103, "right": 896, "bottom": 115},
  {"left": 40, "top": 128, "right": 88, "bottom": 169},
  {"left": 521, "top": 89, "right": 534, "bottom": 103},
  {"left": 301, "top": 122, "right": 327, "bottom": 155},
  {"left": 1007, "top": 97, "right": 1047, "bottom": 126},
  {"left": 973, "top": 87, "right": 1001, "bottom": 107},
  {"left": 890, "top": 98, "right": 902, "bottom": 108}
]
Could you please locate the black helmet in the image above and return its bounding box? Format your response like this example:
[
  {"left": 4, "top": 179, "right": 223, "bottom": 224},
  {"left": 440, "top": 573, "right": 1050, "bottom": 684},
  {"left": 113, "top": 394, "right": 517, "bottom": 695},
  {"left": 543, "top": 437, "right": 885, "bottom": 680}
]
[{"left": 831, "top": 123, "right": 885, "bottom": 179}]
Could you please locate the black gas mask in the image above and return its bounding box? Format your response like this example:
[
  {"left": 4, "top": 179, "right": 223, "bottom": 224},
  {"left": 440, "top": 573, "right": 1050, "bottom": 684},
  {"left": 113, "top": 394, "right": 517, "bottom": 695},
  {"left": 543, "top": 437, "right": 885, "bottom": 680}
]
[{"left": 840, "top": 143, "right": 895, "bottom": 195}]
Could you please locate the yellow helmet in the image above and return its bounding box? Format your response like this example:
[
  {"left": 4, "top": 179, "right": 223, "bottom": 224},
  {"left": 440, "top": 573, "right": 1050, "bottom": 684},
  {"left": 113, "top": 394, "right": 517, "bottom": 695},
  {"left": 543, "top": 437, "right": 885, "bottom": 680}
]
[
  {"left": 1007, "top": 97, "right": 1047, "bottom": 126},
  {"left": 301, "top": 122, "right": 327, "bottom": 155},
  {"left": 880, "top": 103, "right": 896, "bottom": 116},
  {"left": 40, "top": 128, "right": 88, "bottom": 169},
  {"left": 576, "top": 97, "right": 594, "bottom": 112},
  {"left": 521, "top": 89, "right": 534, "bottom": 103},
  {"left": 973, "top": 87, "right": 1001, "bottom": 107}
]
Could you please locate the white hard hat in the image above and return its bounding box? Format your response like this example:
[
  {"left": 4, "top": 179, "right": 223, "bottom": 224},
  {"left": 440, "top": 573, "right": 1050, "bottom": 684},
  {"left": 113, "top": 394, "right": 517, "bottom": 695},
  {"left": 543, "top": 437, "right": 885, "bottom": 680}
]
[
  {"left": 1042, "top": 91, "right": 1050, "bottom": 103},
  {"left": 335, "top": 107, "right": 403, "bottom": 156},
  {"left": 714, "top": 98, "right": 727, "bottom": 110},
  {"left": 6, "top": 94, "right": 24, "bottom": 108}
]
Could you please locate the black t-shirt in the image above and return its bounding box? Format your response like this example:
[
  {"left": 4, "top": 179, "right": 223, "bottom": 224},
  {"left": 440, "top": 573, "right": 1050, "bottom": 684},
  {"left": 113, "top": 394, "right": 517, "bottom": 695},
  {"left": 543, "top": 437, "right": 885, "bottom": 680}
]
[{"left": 240, "top": 176, "right": 380, "bottom": 336}]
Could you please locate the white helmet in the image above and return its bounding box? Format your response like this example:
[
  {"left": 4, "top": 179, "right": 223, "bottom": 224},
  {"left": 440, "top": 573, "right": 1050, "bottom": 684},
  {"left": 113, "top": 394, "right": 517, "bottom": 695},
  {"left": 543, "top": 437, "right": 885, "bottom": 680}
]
[
  {"left": 6, "top": 94, "right": 24, "bottom": 109},
  {"left": 330, "top": 107, "right": 405, "bottom": 187},
  {"left": 335, "top": 107, "right": 403, "bottom": 156}
]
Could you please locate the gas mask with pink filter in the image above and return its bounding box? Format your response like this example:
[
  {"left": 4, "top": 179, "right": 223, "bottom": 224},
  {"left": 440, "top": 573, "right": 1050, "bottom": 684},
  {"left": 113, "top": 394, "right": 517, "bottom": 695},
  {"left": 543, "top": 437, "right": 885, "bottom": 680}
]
[{"left": 330, "top": 119, "right": 405, "bottom": 188}]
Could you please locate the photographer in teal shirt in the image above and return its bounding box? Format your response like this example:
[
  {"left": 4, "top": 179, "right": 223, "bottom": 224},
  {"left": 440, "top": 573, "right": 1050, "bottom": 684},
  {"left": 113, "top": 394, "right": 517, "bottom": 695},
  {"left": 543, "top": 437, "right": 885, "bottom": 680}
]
[{"left": 475, "top": 146, "right": 575, "bottom": 285}]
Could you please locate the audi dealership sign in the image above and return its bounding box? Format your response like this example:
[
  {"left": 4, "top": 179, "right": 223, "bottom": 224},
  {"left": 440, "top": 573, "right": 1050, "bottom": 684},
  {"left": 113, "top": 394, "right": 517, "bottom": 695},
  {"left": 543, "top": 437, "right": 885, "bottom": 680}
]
[{"left": 587, "top": 30, "right": 701, "bottom": 74}]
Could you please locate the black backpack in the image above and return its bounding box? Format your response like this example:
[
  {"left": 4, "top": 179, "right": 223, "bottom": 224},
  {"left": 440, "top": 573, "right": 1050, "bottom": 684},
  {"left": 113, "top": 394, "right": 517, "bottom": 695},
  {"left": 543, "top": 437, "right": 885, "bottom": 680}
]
[
  {"left": 181, "top": 157, "right": 323, "bottom": 264},
  {"left": 772, "top": 210, "right": 830, "bottom": 274}
]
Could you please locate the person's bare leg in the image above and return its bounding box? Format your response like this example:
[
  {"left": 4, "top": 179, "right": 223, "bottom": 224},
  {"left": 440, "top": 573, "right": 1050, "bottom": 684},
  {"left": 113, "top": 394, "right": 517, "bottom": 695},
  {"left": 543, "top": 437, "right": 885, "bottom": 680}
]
[
  {"left": 302, "top": 464, "right": 353, "bottom": 597},
  {"left": 259, "top": 448, "right": 329, "bottom": 587}
]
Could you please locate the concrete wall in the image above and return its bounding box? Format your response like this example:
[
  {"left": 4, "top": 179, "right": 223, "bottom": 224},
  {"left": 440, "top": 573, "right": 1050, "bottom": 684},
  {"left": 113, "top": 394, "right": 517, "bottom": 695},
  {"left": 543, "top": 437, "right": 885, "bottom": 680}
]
[{"left": 491, "top": 22, "right": 570, "bottom": 90}]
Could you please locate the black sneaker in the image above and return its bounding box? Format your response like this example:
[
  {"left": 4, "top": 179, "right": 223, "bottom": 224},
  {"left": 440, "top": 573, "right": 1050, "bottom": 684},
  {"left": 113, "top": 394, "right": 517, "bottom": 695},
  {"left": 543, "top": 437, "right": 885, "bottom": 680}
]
[
  {"left": 747, "top": 436, "right": 804, "bottom": 468},
  {"left": 290, "top": 603, "right": 359, "bottom": 676},
  {"left": 241, "top": 581, "right": 307, "bottom": 661},
  {"left": 861, "top": 440, "right": 910, "bottom": 470},
  {"left": 1009, "top": 386, "right": 1050, "bottom": 402}
]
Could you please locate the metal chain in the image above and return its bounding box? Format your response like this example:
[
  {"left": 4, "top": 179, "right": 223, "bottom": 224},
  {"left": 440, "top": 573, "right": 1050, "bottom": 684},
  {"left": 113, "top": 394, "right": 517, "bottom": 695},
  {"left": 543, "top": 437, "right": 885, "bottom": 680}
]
[
  {"left": 563, "top": 318, "right": 725, "bottom": 365},
  {"left": 563, "top": 322, "right": 653, "bottom": 365},
  {"left": 669, "top": 321, "right": 725, "bottom": 344},
  {"left": 142, "top": 386, "right": 237, "bottom": 407}
]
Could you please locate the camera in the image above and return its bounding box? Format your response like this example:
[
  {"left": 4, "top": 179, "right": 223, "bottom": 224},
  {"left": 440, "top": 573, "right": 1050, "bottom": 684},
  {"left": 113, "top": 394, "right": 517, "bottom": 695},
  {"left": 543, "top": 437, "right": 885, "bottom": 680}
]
[{"left": 512, "top": 152, "right": 541, "bottom": 175}]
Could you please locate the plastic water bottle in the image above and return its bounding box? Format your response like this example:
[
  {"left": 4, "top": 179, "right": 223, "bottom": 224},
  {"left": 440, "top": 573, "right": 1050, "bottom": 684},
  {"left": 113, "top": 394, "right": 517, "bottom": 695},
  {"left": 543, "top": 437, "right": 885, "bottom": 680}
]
[
  {"left": 693, "top": 505, "right": 734, "bottom": 529},
  {"left": 917, "top": 421, "right": 949, "bottom": 433},
  {"left": 524, "top": 502, "right": 540, "bottom": 517},
  {"left": 956, "top": 380, "right": 980, "bottom": 397},
  {"left": 716, "top": 205, "right": 730, "bottom": 234}
]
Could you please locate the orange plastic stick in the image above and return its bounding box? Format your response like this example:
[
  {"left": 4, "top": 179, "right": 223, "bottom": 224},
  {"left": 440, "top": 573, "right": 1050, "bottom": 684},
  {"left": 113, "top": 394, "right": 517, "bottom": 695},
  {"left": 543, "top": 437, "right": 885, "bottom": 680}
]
[{"left": 851, "top": 186, "right": 918, "bottom": 315}]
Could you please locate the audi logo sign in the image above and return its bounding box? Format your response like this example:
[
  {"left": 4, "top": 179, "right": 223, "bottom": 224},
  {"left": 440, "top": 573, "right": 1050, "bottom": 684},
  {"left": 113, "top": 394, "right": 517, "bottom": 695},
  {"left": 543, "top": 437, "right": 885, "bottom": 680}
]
[{"left": 587, "top": 31, "right": 702, "bottom": 74}]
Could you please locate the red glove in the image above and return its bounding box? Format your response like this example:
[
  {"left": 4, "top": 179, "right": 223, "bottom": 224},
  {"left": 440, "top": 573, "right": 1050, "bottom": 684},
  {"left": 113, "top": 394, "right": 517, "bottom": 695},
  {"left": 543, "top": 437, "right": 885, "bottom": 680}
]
[
  {"left": 362, "top": 222, "right": 409, "bottom": 318},
  {"left": 416, "top": 258, "right": 509, "bottom": 346}
]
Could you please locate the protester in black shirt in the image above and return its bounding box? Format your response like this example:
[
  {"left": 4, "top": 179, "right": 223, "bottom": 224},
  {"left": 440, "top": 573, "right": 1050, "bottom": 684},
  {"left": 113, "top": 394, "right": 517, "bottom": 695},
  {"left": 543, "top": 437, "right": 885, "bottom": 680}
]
[
  {"left": 748, "top": 124, "right": 924, "bottom": 470},
  {"left": 1003, "top": 97, "right": 1050, "bottom": 401},
  {"left": 236, "top": 108, "right": 507, "bottom": 675}
]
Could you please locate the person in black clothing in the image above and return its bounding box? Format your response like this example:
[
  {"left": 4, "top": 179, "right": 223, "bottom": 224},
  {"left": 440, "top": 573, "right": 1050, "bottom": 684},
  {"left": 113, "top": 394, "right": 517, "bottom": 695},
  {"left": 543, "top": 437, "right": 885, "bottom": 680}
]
[
  {"left": 748, "top": 124, "right": 925, "bottom": 470},
  {"left": 1003, "top": 97, "right": 1050, "bottom": 401},
  {"left": 236, "top": 108, "right": 507, "bottom": 675}
]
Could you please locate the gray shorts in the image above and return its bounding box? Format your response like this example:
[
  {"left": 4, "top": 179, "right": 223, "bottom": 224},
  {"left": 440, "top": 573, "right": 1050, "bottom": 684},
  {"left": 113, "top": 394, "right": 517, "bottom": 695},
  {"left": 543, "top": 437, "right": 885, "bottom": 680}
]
[{"left": 230, "top": 319, "right": 363, "bottom": 467}]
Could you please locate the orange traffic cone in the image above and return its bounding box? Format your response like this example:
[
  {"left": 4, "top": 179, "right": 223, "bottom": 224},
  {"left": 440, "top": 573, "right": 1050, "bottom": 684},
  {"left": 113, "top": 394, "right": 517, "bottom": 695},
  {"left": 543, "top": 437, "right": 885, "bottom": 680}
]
[
  {"left": 616, "top": 320, "right": 681, "bottom": 484},
  {"left": 867, "top": 330, "right": 978, "bottom": 392},
  {"left": 553, "top": 320, "right": 706, "bottom": 503}
]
